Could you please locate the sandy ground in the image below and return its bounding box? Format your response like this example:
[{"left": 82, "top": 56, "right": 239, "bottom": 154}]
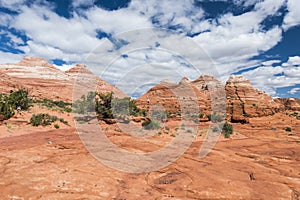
[{"left": 0, "top": 110, "right": 300, "bottom": 199}]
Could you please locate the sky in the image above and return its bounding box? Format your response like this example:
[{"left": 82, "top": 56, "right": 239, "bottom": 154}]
[{"left": 0, "top": 0, "right": 300, "bottom": 98}]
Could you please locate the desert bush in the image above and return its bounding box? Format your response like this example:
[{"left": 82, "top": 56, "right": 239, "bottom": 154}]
[
  {"left": 142, "top": 119, "right": 160, "bottom": 130},
  {"left": 73, "top": 91, "right": 97, "bottom": 114},
  {"left": 30, "top": 113, "right": 53, "bottom": 126},
  {"left": 38, "top": 98, "right": 72, "bottom": 113},
  {"left": 29, "top": 113, "right": 68, "bottom": 127},
  {"left": 7, "top": 89, "right": 31, "bottom": 110},
  {"left": 95, "top": 92, "right": 114, "bottom": 119},
  {"left": 0, "top": 89, "right": 31, "bottom": 120},
  {"left": 212, "top": 126, "right": 221, "bottom": 132},
  {"left": 97, "top": 92, "right": 139, "bottom": 119},
  {"left": 285, "top": 127, "right": 292, "bottom": 132},
  {"left": 0, "top": 101, "right": 14, "bottom": 120},
  {"left": 73, "top": 92, "right": 146, "bottom": 121},
  {"left": 54, "top": 124, "right": 60, "bottom": 129},
  {"left": 207, "top": 112, "right": 224, "bottom": 122},
  {"left": 222, "top": 122, "right": 233, "bottom": 138}
]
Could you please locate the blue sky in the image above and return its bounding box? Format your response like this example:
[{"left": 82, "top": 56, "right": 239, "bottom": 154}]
[{"left": 0, "top": 0, "right": 300, "bottom": 98}]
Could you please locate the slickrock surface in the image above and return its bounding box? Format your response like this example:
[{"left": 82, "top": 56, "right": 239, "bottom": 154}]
[{"left": 0, "top": 111, "right": 299, "bottom": 199}]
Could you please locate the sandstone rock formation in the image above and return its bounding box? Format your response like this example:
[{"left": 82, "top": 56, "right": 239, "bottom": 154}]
[
  {"left": 0, "top": 57, "right": 124, "bottom": 102},
  {"left": 1, "top": 57, "right": 298, "bottom": 123},
  {"left": 225, "top": 75, "right": 283, "bottom": 123},
  {"left": 137, "top": 75, "right": 226, "bottom": 118},
  {"left": 274, "top": 98, "right": 300, "bottom": 111},
  {"left": 137, "top": 75, "right": 289, "bottom": 123}
]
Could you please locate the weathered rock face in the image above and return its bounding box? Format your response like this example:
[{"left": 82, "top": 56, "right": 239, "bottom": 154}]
[
  {"left": 137, "top": 75, "right": 226, "bottom": 117},
  {"left": 225, "top": 75, "right": 283, "bottom": 123},
  {"left": 191, "top": 75, "right": 226, "bottom": 114},
  {"left": 274, "top": 98, "right": 300, "bottom": 111},
  {"left": 0, "top": 57, "right": 125, "bottom": 102},
  {"left": 137, "top": 75, "right": 290, "bottom": 123}
]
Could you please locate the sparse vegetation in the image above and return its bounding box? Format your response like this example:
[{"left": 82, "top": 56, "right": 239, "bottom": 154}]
[
  {"left": 142, "top": 119, "right": 160, "bottom": 130},
  {"left": 199, "top": 113, "right": 204, "bottom": 118},
  {"left": 212, "top": 126, "right": 221, "bottom": 132},
  {"left": 207, "top": 112, "right": 224, "bottom": 122},
  {"left": 285, "top": 126, "right": 292, "bottom": 132},
  {"left": 73, "top": 92, "right": 146, "bottom": 123},
  {"left": 35, "top": 98, "right": 72, "bottom": 113},
  {"left": 54, "top": 124, "right": 60, "bottom": 129},
  {"left": 222, "top": 122, "right": 233, "bottom": 138},
  {"left": 0, "top": 89, "right": 32, "bottom": 120},
  {"left": 29, "top": 113, "right": 68, "bottom": 127},
  {"left": 73, "top": 91, "right": 97, "bottom": 114}
]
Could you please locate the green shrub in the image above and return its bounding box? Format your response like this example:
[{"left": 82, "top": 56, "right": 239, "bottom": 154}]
[
  {"left": 54, "top": 124, "right": 60, "bottom": 129},
  {"left": 73, "top": 92, "right": 146, "bottom": 122},
  {"left": 142, "top": 120, "right": 160, "bottom": 130},
  {"left": 0, "top": 89, "right": 31, "bottom": 120},
  {"left": 38, "top": 98, "right": 72, "bottom": 113},
  {"left": 7, "top": 89, "right": 31, "bottom": 110},
  {"left": 207, "top": 112, "right": 224, "bottom": 122},
  {"left": 285, "top": 127, "right": 292, "bottom": 132},
  {"left": 30, "top": 113, "right": 53, "bottom": 126},
  {"left": 97, "top": 92, "right": 142, "bottom": 117},
  {"left": 212, "top": 126, "right": 221, "bottom": 132},
  {"left": 73, "top": 92, "right": 96, "bottom": 114},
  {"left": 59, "top": 118, "right": 69, "bottom": 125},
  {"left": 29, "top": 113, "right": 68, "bottom": 127},
  {"left": 0, "top": 101, "right": 14, "bottom": 120},
  {"left": 222, "top": 122, "right": 233, "bottom": 138}
]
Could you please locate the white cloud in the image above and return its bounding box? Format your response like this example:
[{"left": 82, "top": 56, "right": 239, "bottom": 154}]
[
  {"left": 283, "top": 0, "right": 300, "bottom": 30},
  {"left": 190, "top": 0, "right": 285, "bottom": 78},
  {"left": 284, "top": 56, "right": 300, "bottom": 66},
  {"left": 0, "top": 0, "right": 298, "bottom": 98},
  {"left": 13, "top": 6, "right": 100, "bottom": 54},
  {"left": 128, "top": 0, "right": 205, "bottom": 33},
  {"left": 242, "top": 56, "right": 300, "bottom": 96},
  {"left": 0, "top": 0, "right": 26, "bottom": 10},
  {"left": 262, "top": 60, "right": 281, "bottom": 66},
  {"left": 289, "top": 88, "right": 300, "bottom": 95},
  {"left": 85, "top": 7, "right": 152, "bottom": 34},
  {"left": 0, "top": 51, "right": 24, "bottom": 64},
  {"left": 72, "top": 0, "right": 95, "bottom": 8},
  {"left": 54, "top": 64, "right": 74, "bottom": 71}
]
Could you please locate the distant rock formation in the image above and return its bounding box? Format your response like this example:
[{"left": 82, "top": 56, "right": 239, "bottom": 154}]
[
  {"left": 1, "top": 57, "right": 299, "bottom": 122},
  {"left": 0, "top": 57, "right": 124, "bottom": 102},
  {"left": 225, "top": 75, "right": 283, "bottom": 123},
  {"left": 137, "top": 75, "right": 292, "bottom": 123}
]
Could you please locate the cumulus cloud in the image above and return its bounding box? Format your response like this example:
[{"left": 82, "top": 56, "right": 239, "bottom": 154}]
[
  {"left": 282, "top": 56, "right": 300, "bottom": 66},
  {"left": 283, "top": 0, "right": 300, "bottom": 30},
  {"left": 13, "top": 6, "right": 100, "bottom": 54},
  {"left": 128, "top": 0, "right": 205, "bottom": 34},
  {"left": 192, "top": 0, "right": 284, "bottom": 75},
  {"left": 0, "top": 0, "right": 26, "bottom": 11},
  {"left": 242, "top": 56, "right": 300, "bottom": 96},
  {"left": 0, "top": 0, "right": 300, "bottom": 97},
  {"left": 262, "top": 60, "right": 281, "bottom": 66},
  {"left": 0, "top": 51, "right": 24, "bottom": 64},
  {"left": 288, "top": 88, "right": 300, "bottom": 95}
]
